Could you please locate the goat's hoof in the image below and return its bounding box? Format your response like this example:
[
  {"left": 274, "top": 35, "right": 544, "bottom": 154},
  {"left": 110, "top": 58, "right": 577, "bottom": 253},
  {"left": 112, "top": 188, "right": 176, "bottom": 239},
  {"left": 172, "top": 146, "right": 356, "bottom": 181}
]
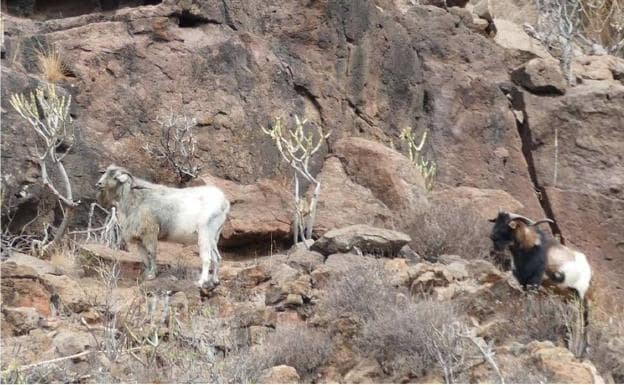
[{"left": 200, "top": 281, "right": 220, "bottom": 291}]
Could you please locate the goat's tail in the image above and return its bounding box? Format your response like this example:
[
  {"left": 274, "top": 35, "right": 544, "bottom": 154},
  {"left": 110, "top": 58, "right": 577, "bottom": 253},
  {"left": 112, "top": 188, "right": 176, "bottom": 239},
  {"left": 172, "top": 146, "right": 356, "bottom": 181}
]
[
  {"left": 222, "top": 198, "right": 231, "bottom": 216},
  {"left": 547, "top": 270, "right": 566, "bottom": 283}
]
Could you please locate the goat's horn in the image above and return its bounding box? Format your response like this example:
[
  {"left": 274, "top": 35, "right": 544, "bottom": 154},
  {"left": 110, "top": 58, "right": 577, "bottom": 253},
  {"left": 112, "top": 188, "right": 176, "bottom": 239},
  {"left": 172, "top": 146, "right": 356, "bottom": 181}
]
[
  {"left": 507, "top": 213, "right": 535, "bottom": 225},
  {"left": 530, "top": 218, "right": 555, "bottom": 226}
]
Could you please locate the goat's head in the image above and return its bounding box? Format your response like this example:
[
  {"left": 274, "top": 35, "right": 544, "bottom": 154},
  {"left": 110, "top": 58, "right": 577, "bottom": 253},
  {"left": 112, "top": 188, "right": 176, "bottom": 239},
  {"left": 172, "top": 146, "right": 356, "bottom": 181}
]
[
  {"left": 95, "top": 164, "right": 134, "bottom": 206},
  {"left": 488, "top": 211, "right": 554, "bottom": 251}
]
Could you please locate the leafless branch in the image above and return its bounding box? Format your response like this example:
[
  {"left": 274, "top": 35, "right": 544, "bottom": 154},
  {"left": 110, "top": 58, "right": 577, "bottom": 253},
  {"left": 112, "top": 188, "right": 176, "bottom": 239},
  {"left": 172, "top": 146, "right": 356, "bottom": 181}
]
[{"left": 147, "top": 111, "right": 200, "bottom": 184}]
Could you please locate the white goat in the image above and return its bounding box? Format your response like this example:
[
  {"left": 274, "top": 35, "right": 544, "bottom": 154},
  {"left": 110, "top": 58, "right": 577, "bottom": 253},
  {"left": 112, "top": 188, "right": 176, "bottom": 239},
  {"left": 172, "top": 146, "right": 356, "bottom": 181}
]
[{"left": 96, "top": 164, "right": 229, "bottom": 289}]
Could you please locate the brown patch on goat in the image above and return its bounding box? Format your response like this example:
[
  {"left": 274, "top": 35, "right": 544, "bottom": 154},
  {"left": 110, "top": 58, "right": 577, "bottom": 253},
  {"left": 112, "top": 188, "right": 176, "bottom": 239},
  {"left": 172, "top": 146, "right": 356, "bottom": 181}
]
[{"left": 511, "top": 220, "right": 540, "bottom": 249}]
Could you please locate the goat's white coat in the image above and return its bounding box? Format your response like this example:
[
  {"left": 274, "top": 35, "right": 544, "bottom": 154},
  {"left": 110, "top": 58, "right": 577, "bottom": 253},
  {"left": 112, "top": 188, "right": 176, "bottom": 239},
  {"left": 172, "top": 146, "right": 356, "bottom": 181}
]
[
  {"left": 554, "top": 250, "right": 592, "bottom": 299},
  {"left": 152, "top": 186, "right": 226, "bottom": 243},
  {"left": 97, "top": 166, "right": 230, "bottom": 288}
]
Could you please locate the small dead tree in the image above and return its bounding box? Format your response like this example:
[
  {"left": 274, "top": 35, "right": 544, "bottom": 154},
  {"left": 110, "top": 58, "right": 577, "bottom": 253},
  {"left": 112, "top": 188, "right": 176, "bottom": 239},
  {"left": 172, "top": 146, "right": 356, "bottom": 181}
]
[
  {"left": 9, "top": 83, "right": 79, "bottom": 250},
  {"left": 261, "top": 116, "right": 330, "bottom": 244},
  {"left": 148, "top": 112, "right": 200, "bottom": 184}
]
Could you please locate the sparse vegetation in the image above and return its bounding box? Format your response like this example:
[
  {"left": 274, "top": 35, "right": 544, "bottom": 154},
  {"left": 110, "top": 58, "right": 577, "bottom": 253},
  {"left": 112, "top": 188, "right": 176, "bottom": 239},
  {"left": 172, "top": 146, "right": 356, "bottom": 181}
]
[
  {"left": 407, "top": 201, "right": 492, "bottom": 262},
  {"left": 532, "top": 0, "right": 624, "bottom": 82},
  {"left": 218, "top": 324, "right": 332, "bottom": 383},
  {"left": 323, "top": 265, "right": 475, "bottom": 382}
]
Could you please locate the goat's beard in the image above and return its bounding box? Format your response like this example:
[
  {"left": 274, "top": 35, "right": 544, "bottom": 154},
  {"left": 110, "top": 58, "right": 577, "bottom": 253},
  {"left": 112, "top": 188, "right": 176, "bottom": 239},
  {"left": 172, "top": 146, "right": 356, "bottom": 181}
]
[{"left": 96, "top": 188, "right": 116, "bottom": 208}]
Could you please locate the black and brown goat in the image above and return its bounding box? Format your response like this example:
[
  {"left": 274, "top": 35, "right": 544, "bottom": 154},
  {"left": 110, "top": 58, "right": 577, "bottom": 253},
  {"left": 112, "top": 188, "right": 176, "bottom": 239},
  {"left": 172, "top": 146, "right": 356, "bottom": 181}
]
[
  {"left": 489, "top": 211, "right": 593, "bottom": 356},
  {"left": 489, "top": 211, "right": 592, "bottom": 299}
]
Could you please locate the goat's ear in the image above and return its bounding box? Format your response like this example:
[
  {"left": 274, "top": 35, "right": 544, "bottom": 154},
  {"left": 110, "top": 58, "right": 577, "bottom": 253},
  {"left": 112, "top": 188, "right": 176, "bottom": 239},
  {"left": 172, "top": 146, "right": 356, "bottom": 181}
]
[
  {"left": 508, "top": 220, "right": 518, "bottom": 229},
  {"left": 114, "top": 172, "right": 131, "bottom": 184},
  {"left": 488, "top": 218, "right": 496, "bottom": 223}
]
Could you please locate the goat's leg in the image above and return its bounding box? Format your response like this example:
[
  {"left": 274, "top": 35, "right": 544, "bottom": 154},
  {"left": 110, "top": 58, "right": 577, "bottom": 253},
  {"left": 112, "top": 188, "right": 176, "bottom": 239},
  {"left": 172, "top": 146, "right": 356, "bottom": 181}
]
[
  {"left": 137, "top": 241, "right": 157, "bottom": 280},
  {"left": 211, "top": 223, "right": 225, "bottom": 285},
  {"left": 197, "top": 230, "right": 214, "bottom": 288},
  {"left": 198, "top": 214, "right": 226, "bottom": 289},
  {"left": 136, "top": 219, "right": 159, "bottom": 280}
]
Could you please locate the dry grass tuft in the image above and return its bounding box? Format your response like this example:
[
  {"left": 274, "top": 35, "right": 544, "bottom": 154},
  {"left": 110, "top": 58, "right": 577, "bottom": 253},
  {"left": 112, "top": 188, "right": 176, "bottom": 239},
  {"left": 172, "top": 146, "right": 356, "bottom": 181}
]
[{"left": 35, "top": 45, "right": 68, "bottom": 84}]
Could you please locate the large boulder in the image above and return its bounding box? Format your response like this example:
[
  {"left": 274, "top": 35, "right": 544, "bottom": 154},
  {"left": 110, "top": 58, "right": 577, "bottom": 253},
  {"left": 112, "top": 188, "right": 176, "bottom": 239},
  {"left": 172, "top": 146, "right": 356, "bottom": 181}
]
[
  {"left": 314, "top": 156, "right": 392, "bottom": 235},
  {"left": 1, "top": 0, "right": 548, "bottom": 251},
  {"left": 258, "top": 365, "right": 301, "bottom": 384},
  {"left": 492, "top": 18, "right": 552, "bottom": 59},
  {"left": 311, "top": 225, "right": 411, "bottom": 256},
  {"left": 511, "top": 58, "right": 567, "bottom": 95},
  {"left": 333, "top": 137, "right": 428, "bottom": 223},
  {"left": 199, "top": 175, "right": 292, "bottom": 248}
]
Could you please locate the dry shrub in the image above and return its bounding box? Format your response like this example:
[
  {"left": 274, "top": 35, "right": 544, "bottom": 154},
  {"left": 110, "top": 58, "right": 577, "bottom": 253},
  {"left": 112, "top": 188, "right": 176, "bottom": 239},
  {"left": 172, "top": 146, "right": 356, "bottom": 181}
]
[
  {"left": 323, "top": 265, "right": 473, "bottom": 382},
  {"left": 535, "top": 0, "right": 624, "bottom": 57},
  {"left": 407, "top": 202, "right": 492, "bottom": 262},
  {"left": 485, "top": 293, "right": 581, "bottom": 349},
  {"left": 503, "top": 363, "right": 549, "bottom": 384},
  {"left": 359, "top": 298, "right": 470, "bottom": 382},
  {"left": 116, "top": 136, "right": 178, "bottom": 185},
  {"left": 218, "top": 324, "right": 332, "bottom": 383},
  {"left": 323, "top": 264, "right": 395, "bottom": 321},
  {"left": 579, "top": 0, "right": 624, "bottom": 53}
]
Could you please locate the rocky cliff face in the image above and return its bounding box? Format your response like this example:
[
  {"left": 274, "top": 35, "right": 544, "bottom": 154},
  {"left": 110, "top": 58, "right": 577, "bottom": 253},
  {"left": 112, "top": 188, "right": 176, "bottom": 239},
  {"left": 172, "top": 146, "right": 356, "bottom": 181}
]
[{"left": 3, "top": 0, "right": 622, "bottom": 295}]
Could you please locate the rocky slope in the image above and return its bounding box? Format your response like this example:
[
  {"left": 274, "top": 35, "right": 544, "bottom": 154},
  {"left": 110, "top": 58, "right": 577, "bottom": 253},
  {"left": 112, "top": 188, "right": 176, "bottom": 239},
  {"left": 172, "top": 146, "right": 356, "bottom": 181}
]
[{"left": 1, "top": 228, "right": 616, "bottom": 383}]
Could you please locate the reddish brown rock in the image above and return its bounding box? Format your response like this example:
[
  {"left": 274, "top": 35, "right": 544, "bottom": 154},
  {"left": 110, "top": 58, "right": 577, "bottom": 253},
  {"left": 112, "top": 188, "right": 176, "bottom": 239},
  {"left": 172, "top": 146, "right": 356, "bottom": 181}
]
[
  {"left": 1, "top": 0, "right": 548, "bottom": 254},
  {"left": 527, "top": 341, "right": 604, "bottom": 384},
  {"left": 236, "top": 265, "right": 271, "bottom": 288},
  {"left": 492, "top": 18, "right": 552, "bottom": 59},
  {"left": 314, "top": 156, "right": 392, "bottom": 235},
  {"left": 572, "top": 55, "right": 624, "bottom": 83},
  {"left": 333, "top": 137, "right": 428, "bottom": 222},
  {"left": 1, "top": 262, "right": 52, "bottom": 316},
  {"left": 512, "top": 58, "right": 567, "bottom": 95},
  {"left": 312, "top": 225, "right": 411, "bottom": 256},
  {"left": 524, "top": 82, "right": 624, "bottom": 306},
  {"left": 199, "top": 174, "right": 292, "bottom": 248}
]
